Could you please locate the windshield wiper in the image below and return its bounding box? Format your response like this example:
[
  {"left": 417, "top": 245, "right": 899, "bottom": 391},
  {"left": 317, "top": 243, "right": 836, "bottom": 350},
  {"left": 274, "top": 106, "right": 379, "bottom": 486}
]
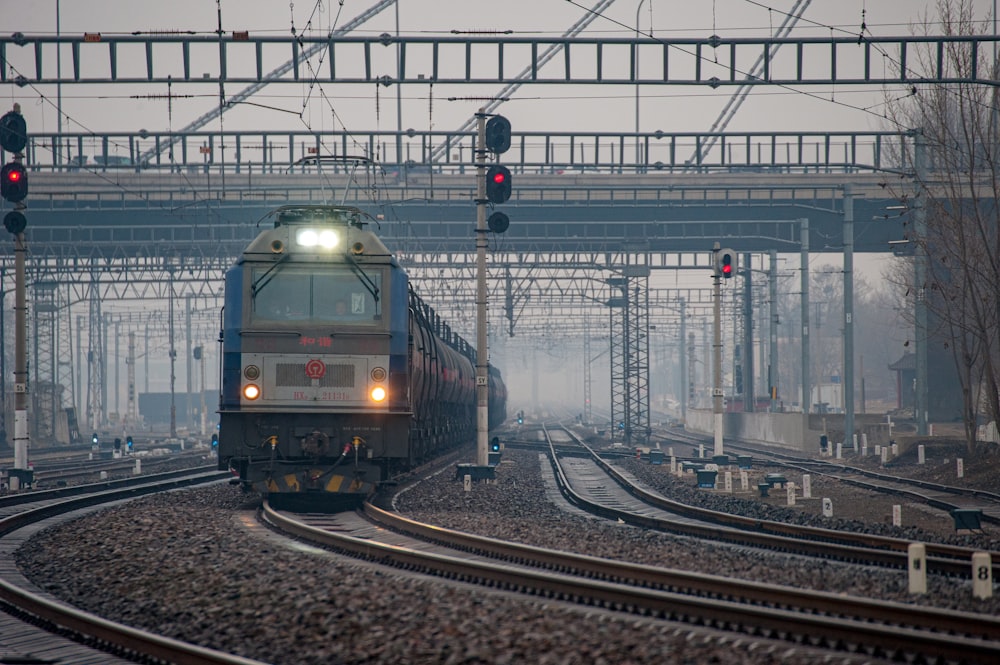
[
  {"left": 344, "top": 252, "right": 380, "bottom": 305},
  {"left": 251, "top": 253, "right": 290, "bottom": 298}
]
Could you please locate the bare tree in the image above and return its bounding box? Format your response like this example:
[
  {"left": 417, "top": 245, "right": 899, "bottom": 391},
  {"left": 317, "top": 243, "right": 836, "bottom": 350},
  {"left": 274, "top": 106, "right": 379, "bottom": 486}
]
[{"left": 883, "top": 0, "right": 1000, "bottom": 450}]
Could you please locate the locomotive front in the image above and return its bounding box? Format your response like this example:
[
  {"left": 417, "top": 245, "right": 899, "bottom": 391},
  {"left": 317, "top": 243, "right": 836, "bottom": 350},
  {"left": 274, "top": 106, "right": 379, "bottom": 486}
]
[{"left": 218, "top": 205, "right": 411, "bottom": 505}]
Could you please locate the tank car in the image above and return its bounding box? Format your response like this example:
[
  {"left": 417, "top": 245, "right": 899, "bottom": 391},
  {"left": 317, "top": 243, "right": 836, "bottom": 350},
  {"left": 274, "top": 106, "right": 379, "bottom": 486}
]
[{"left": 218, "top": 205, "right": 507, "bottom": 506}]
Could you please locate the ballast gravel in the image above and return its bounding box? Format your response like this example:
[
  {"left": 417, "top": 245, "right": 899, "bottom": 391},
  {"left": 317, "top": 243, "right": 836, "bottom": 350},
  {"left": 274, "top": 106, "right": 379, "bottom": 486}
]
[{"left": 13, "top": 447, "right": 1000, "bottom": 665}]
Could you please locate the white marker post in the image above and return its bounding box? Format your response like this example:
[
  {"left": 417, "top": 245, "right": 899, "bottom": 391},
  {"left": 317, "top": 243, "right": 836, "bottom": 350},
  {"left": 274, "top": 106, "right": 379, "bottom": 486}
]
[
  {"left": 908, "top": 543, "right": 927, "bottom": 595},
  {"left": 918, "top": 444, "right": 925, "bottom": 465},
  {"left": 892, "top": 505, "right": 902, "bottom": 527},
  {"left": 802, "top": 474, "right": 812, "bottom": 499},
  {"left": 786, "top": 482, "right": 796, "bottom": 506},
  {"left": 957, "top": 458, "right": 964, "bottom": 478},
  {"left": 724, "top": 471, "right": 733, "bottom": 493},
  {"left": 972, "top": 552, "right": 993, "bottom": 600},
  {"left": 822, "top": 497, "right": 833, "bottom": 517},
  {"left": 740, "top": 470, "right": 749, "bottom": 491}
]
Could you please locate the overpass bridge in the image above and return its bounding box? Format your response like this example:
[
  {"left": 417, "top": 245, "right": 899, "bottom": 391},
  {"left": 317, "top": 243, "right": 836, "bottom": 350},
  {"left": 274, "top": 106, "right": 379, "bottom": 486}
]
[{"left": 1, "top": 151, "right": 910, "bottom": 447}]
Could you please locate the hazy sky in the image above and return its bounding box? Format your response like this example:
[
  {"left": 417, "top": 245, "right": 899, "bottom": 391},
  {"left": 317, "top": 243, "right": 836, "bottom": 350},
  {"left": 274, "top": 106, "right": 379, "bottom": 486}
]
[{"left": 2, "top": 0, "right": 996, "bottom": 140}]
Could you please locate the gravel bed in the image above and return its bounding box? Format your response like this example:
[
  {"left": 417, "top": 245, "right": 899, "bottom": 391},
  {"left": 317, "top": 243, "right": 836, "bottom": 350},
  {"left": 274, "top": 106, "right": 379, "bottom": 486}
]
[{"left": 11, "top": 447, "right": 999, "bottom": 665}]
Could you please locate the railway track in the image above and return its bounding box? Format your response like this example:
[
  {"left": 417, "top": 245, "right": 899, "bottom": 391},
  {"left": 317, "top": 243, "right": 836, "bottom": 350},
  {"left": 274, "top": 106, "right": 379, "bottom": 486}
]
[
  {"left": 654, "top": 427, "right": 1000, "bottom": 525},
  {"left": 0, "top": 467, "right": 267, "bottom": 665},
  {"left": 737, "top": 442, "right": 1000, "bottom": 524},
  {"left": 264, "top": 495, "right": 1000, "bottom": 664},
  {"left": 542, "top": 424, "right": 1000, "bottom": 576}
]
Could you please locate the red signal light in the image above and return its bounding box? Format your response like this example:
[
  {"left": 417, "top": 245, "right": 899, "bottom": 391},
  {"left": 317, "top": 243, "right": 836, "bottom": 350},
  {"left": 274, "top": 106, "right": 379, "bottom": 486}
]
[
  {"left": 1, "top": 162, "right": 28, "bottom": 203},
  {"left": 485, "top": 165, "right": 511, "bottom": 204},
  {"left": 716, "top": 249, "right": 735, "bottom": 279}
]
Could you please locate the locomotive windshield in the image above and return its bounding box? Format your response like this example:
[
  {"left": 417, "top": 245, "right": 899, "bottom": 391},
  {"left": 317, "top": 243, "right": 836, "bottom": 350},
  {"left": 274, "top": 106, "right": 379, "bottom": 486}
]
[{"left": 251, "top": 266, "right": 382, "bottom": 325}]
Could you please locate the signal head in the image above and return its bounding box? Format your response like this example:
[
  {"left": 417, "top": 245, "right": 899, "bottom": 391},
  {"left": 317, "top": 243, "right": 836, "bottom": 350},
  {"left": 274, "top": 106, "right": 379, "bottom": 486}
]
[
  {"left": 487, "top": 211, "right": 509, "bottom": 233},
  {"left": 3, "top": 210, "right": 26, "bottom": 234},
  {"left": 485, "top": 165, "right": 512, "bottom": 204},
  {"left": 484, "top": 115, "right": 511, "bottom": 154},
  {"left": 716, "top": 248, "right": 735, "bottom": 279},
  {"left": 0, "top": 110, "right": 26, "bottom": 154},
  {"left": 1, "top": 162, "right": 28, "bottom": 203}
]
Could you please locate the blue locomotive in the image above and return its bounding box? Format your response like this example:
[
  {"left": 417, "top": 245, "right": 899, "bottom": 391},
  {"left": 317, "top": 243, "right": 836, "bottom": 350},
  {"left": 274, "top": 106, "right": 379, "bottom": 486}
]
[{"left": 218, "top": 205, "right": 507, "bottom": 505}]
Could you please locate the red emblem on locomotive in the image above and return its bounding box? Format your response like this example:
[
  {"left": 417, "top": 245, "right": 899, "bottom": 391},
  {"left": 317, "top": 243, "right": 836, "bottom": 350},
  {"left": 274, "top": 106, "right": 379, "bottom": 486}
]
[{"left": 305, "top": 359, "right": 326, "bottom": 380}]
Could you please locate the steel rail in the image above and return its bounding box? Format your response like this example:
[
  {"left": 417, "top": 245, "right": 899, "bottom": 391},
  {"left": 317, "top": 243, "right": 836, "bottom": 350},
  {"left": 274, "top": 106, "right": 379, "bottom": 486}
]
[
  {"left": 0, "top": 468, "right": 265, "bottom": 664},
  {"left": 263, "top": 502, "right": 1000, "bottom": 664},
  {"left": 546, "top": 426, "right": 1000, "bottom": 576}
]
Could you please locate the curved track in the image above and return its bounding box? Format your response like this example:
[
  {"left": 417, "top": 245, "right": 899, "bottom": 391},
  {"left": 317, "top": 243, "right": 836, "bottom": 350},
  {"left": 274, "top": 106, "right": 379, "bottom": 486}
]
[
  {"left": 656, "top": 428, "right": 1000, "bottom": 525},
  {"left": 263, "top": 496, "right": 1000, "bottom": 665},
  {"left": 0, "top": 468, "right": 267, "bottom": 665},
  {"left": 546, "top": 425, "right": 1000, "bottom": 576}
]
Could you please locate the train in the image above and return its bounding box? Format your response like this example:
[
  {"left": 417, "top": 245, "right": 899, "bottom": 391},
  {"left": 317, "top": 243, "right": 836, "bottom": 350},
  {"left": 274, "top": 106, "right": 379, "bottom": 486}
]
[{"left": 217, "top": 204, "right": 507, "bottom": 506}]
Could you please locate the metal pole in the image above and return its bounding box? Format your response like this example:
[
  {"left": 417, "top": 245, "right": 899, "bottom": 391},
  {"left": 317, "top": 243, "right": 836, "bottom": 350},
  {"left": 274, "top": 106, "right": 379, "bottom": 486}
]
[
  {"left": 768, "top": 249, "right": 779, "bottom": 411},
  {"left": 0, "top": 280, "right": 5, "bottom": 447},
  {"left": 712, "top": 243, "right": 724, "bottom": 456},
  {"left": 185, "top": 294, "right": 193, "bottom": 429},
  {"left": 800, "top": 218, "right": 811, "bottom": 414},
  {"left": 843, "top": 184, "right": 855, "bottom": 447},
  {"left": 114, "top": 320, "right": 120, "bottom": 426},
  {"left": 634, "top": 0, "right": 646, "bottom": 167},
  {"left": 75, "top": 314, "right": 82, "bottom": 420},
  {"left": 56, "top": 0, "right": 62, "bottom": 168},
  {"left": 12, "top": 231, "right": 28, "bottom": 485},
  {"left": 913, "top": 132, "right": 929, "bottom": 435},
  {"left": 168, "top": 270, "right": 177, "bottom": 438},
  {"left": 679, "top": 297, "right": 687, "bottom": 423},
  {"left": 475, "top": 110, "right": 489, "bottom": 467},
  {"left": 200, "top": 348, "right": 207, "bottom": 436},
  {"left": 742, "top": 251, "right": 754, "bottom": 412}
]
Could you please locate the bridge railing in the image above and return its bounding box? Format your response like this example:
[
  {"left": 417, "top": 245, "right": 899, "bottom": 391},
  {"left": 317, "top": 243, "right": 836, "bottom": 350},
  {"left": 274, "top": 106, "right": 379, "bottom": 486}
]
[
  {"left": 5, "top": 129, "right": 912, "bottom": 177},
  {"left": 21, "top": 177, "right": 880, "bottom": 212}
]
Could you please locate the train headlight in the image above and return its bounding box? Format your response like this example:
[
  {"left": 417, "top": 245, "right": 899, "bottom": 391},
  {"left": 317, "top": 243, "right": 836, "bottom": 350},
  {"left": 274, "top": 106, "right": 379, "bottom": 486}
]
[
  {"left": 318, "top": 229, "right": 339, "bottom": 249},
  {"left": 296, "top": 229, "right": 319, "bottom": 247},
  {"left": 295, "top": 228, "right": 339, "bottom": 249},
  {"left": 243, "top": 384, "right": 261, "bottom": 400},
  {"left": 370, "top": 386, "right": 387, "bottom": 402}
]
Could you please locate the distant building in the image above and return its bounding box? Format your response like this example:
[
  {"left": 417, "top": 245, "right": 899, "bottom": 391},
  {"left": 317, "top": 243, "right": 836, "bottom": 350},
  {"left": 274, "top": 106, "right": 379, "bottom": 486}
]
[{"left": 888, "top": 346, "right": 963, "bottom": 422}]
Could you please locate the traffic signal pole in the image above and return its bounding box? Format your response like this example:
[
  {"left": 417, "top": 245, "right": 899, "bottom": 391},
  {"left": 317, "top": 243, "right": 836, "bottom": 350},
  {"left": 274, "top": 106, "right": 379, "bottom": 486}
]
[
  {"left": 12, "top": 229, "right": 27, "bottom": 486},
  {"left": 1, "top": 104, "right": 29, "bottom": 489},
  {"left": 712, "top": 244, "right": 724, "bottom": 457},
  {"left": 475, "top": 110, "right": 489, "bottom": 467}
]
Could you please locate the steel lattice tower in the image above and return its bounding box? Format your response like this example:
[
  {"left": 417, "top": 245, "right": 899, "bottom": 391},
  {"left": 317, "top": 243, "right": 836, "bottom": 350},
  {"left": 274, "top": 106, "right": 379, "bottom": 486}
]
[
  {"left": 32, "top": 282, "right": 58, "bottom": 443},
  {"left": 624, "top": 264, "right": 651, "bottom": 444},
  {"left": 608, "top": 262, "right": 651, "bottom": 445},
  {"left": 86, "top": 274, "right": 104, "bottom": 432},
  {"left": 607, "top": 278, "right": 627, "bottom": 443}
]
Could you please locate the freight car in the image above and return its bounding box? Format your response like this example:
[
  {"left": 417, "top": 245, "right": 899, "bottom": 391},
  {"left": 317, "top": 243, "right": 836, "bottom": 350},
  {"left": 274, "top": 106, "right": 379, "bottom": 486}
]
[{"left": 217, "top": 204, "right": 507, "bottom": 506}]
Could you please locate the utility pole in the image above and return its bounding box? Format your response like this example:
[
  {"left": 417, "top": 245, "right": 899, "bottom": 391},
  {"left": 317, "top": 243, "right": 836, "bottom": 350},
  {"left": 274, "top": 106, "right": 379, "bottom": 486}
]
[
  {"left": 474, "top": 110, "right": 489, "bottom": 467},
  {"left": 2, "top": 103, "right": 30, "bottom": 489},
  {"left": 711, "top": 243, "right": 735, "bottom": 457}
]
